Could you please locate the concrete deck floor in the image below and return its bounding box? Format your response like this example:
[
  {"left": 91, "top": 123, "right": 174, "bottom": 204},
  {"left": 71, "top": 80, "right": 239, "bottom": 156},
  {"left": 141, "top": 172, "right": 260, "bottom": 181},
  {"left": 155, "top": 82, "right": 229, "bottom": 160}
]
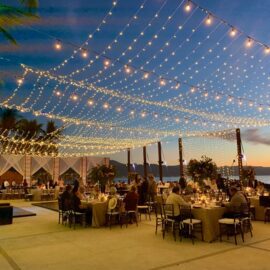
[{"left": 0, "top": 200, "right": 269, "bottom": 270}]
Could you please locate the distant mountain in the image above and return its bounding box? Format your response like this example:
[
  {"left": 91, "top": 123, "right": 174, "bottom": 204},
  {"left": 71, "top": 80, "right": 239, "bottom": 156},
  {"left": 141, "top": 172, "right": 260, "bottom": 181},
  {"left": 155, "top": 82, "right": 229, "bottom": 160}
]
[{"left": 110, "top": 160, "right": 270, "bottom": 177}]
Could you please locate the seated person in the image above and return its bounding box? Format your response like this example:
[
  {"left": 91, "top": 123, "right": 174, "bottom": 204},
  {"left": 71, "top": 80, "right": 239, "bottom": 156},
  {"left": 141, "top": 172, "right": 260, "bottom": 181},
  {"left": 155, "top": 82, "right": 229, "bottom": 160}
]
[
  {"left": 223, "top": 186, "right": 248, "bottom": 218},
  {"left": 60, "top": 185, "right": 72, "bottom": 211},
  {"left": 166, "top": 186, "right": 190, "bottom": 221},
  {"left": 71, "top": 186, "right": 92, "bottom": 225},
  {"left": 123, "top": 185, "right": 138, "bottom": 211}
]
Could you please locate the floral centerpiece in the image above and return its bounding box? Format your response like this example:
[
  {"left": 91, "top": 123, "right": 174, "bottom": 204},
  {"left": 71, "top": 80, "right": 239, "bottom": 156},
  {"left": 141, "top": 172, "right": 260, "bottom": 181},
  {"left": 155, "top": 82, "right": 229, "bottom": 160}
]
[
  {"left": 87, "top": 164, "right": 117, "bottom": 192},
  {"left": 187, "top": 155, "right": 217, "bottom": 189}
]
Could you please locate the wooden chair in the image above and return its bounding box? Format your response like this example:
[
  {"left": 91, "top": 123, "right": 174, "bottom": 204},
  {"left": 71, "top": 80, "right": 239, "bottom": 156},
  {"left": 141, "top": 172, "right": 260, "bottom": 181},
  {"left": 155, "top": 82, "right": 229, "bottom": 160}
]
[
  {"left": 162, "top": 204, "right": 180, "bottom": 241},
  {"left": 154, "top": 203, "right": 164, "bottom": 235},
  {"left": 179, "top": 205, "right": 203, "bottom": 244}
]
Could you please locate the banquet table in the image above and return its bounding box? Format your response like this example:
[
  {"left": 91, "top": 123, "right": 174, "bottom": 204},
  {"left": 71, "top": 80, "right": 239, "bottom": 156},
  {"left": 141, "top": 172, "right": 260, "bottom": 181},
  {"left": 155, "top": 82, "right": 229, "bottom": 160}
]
[
  {"left": 192, "top": 206, "right": 226, "bottom": 243},
  {"left": 81, "top": 200, "right": 108, "bottom": 227}
]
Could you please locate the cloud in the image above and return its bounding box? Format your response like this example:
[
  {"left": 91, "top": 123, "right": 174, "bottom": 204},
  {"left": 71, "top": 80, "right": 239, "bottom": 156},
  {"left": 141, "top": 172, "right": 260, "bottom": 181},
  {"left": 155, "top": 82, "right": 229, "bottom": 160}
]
[{"left": 242, "top": 128, "right": 270, "bottom": 145}]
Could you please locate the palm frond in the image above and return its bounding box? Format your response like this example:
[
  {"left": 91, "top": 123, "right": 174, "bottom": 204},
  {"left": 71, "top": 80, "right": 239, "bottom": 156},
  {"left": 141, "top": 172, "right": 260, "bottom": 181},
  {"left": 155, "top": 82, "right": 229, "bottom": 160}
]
[{"left": 0, "top": 26, "right": 17, "bottom": 44}]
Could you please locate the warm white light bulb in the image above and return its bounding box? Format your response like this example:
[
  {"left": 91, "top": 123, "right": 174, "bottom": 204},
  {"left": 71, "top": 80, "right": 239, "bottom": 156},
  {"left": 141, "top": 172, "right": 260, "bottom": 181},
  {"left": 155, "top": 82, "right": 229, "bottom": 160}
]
[
  {"left": 55, "top": 90, "right": 61, "bottom": 96},
  {"left": 125, "top": 66, "right": 132, "bottom": 74},
  {"left": 246, "top": 38, "right": 253, "bottom": 48},
  {"left": 184, "top": 2, "right": 191, "bottom": 12},
  {"left": 104, "top": 59, "right": 111, "bottom": 67},
  {"left": 17, "top": 78, "right": 24, "bottom": 85},
  {"left": 143, "top": 72, "right": 149, "bottom": 79},
  {"left": 71, "top": 94, "right": 78, "bottom": 101},
  {"left": 81, "top": 50, "right": 88, "bottom": 58},
  {"left": 264, "top": 46, "right": 270, "bottom": 54},
  {"left": 230, "top": 28, "right": 237, "bottom": 37},
  {"left": 103, "top": 103, "right": 109, "bottom": 109},
  {"left": 88, "top": 99, "right": 94, "bottom": 105},
  {"left": 54, "top": 40, "right": 62, "bottom": 50},
  {"left": 116, "top": 106, "right": 122, "bottom": 112},
  {"left": 190, "top": 87, "right": 196, "bottom": 93},
  {"left": 159, "top": 78, "right": 166, "bottom": 86},
  {"left": 205, "top": 15, "right": 212, "bottom": 26}
]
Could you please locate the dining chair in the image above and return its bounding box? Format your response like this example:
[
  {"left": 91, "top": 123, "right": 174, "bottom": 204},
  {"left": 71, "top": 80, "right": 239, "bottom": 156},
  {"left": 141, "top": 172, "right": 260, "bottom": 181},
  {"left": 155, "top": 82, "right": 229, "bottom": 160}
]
[
  {"left": 179, "top": 205, "right": 203, "bottom": 244},
  {"left": 162, "top": 203, "right": 180, "bottom": 241}
]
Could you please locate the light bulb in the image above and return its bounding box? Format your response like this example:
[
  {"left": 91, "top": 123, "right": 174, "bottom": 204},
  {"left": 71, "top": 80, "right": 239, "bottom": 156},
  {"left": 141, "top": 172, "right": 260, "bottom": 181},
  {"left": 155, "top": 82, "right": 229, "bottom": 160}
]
[
  {"left": 184, "top": 2, "right": 191, "bottom": 12},
  {"left": 88, "top": 99, "right": 94, "bottom": 106},
  {"left": 246, "top": 38, "right": 253, "bottom": 48},
  {"left": 230, "top": 28, "right": 237, "bottom": 37},
  {"left": 81, "top": 50, "right": 88, "bottom": 58},
  {"left": 71, "top": 94, "right": 78, "bottom": 101},
  {"left": 17, "top": 77, "right": 24, "bottom": 85},
  {"left": 103, "top": 102, "right": 109, "bottom": 109},
  {"left": 104, "top": 59, "right": 111, "bottom": 67},
  {"left": 55, "top": 90, "right": 61, "bottom": 96},
  {"left": 264, "top": 46, "right": 270, "bottom": 54},
  {"left": 125, "top": 66, "right": 132, "bottom": 74},
  {"left": 159, "top": 78, "right": 166, "bottom": 86},
  {"left": 116, "top": 106, "right": 122, "bottom": 112},
  {"left": 205, "top": 15, "right": 212, "bottom": 26},
  {"left": 54, "top": 40, "right": 62, "bottom": 50},
  {"left": 143, "top": 72, "right": 149, "bottom": 79}
]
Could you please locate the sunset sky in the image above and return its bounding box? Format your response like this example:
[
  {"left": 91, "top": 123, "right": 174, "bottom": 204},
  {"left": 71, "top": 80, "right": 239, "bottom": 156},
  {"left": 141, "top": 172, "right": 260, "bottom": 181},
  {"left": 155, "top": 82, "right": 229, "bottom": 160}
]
[{"left": 1, "top": 0, "right": 270, "bottom": 166}]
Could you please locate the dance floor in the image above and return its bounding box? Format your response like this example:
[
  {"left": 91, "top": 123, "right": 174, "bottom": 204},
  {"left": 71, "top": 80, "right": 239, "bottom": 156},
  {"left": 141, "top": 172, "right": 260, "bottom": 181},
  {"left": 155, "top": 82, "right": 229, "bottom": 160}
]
[
  {"left": 13, "top": 207, "right": 36, "bottom": 218},
  {"left": 32, "top": 202, "right": 58, "bottom": 212}
]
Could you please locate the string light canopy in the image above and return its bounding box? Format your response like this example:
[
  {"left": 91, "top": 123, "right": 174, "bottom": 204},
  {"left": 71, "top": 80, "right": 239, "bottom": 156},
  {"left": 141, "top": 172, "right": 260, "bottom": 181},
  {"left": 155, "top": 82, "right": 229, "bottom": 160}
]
[{"left": 2, "top": 0, "right": 270, "bottom": 157}]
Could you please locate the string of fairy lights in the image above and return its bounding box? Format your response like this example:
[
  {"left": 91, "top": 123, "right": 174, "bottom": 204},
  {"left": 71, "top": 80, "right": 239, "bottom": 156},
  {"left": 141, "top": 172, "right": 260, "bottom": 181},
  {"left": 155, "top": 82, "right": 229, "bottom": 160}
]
[{"left": 1, "top": 0, "right": 270, "bottom": 157}]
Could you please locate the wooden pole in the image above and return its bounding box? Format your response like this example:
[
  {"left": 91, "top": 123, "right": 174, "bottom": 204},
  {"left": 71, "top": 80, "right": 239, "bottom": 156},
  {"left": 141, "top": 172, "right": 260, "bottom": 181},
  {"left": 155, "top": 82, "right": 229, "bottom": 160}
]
[
  {"left": 143, "top": 146, "right": 147, "bottom": 179},
  {"left": 236, "top": 128, "right": 243, "bottom": 187},
  {"left": 178, "top": 138, "right": 184, "bottom": 178},
  {"left": 127, "top": 148, "right": 131, "bottom": 184},
  {"left": 158, "top": 142, "right": 163, "bottom": 183}
]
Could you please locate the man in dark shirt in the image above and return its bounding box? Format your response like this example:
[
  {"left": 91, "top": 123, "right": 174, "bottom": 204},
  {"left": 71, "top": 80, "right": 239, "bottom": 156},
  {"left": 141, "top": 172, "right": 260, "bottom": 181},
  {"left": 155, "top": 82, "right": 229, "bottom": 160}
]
[{"left": 60, "top": 185, "right": 72, "bottom": 211}]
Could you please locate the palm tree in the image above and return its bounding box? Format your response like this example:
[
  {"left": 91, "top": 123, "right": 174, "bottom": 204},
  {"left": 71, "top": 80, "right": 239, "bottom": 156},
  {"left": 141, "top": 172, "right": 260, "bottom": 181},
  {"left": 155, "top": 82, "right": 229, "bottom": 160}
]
[
  {"left": 0, "top": 108, "right": 21, "bottom": 132},
  {"left": 0, "top": 0, "right": 39, "bottom": 44},
  {"left": 17, "top": 118, "right": 43, "bottom": 139},
  {"left": 43, "top": 120, "right": 63, "bottom": 156}
]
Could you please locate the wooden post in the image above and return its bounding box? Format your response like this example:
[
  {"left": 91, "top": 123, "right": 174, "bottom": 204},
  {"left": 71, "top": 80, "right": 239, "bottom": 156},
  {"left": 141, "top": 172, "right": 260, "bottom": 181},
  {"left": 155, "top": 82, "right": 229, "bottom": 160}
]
[
  {"left": 236, "top": 128, "right": 243, "bottom": 187},
  {"left": 143, "top": 146, "right": 147, "bottom": 179},
  {"left": 158, "top": 142, "right": 163, "bottom": 183},
  {"left": 178, "top": 138, "right": 184, "bottom": 178},
  {"left": 127, "top": 148, "right": 131, "bottom": 184}
]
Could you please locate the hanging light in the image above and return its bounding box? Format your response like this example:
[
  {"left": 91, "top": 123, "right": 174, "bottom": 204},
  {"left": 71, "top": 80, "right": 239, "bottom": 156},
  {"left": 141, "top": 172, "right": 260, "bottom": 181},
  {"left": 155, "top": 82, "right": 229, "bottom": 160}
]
[
  {"left": 116, "top": 106, "right": 122, "bottom": 112},
  {"left": 245, "top": 38, "right": 253, "bottom": 48},
  {"left": 229, "top": 28, "right": 237, "bottom": 37},
  {"left": 228, "top": 96, "right": 233, "bottom": 102},
  {"left": 204, "top": 92, "right": 209, "bottom": 97},
  {"left": 238, "top": 99, "right": 243, "bottom": 106},
  {"left": 141, "top": 111, "right": 146, "bottom": 118},
  {"left": 124, "top": 65, "right": 132, "bottom": 74},
  {"left": 143, "top": 72, "right": 149, "bottom": 79},
  {"left": 104, "top": 59, "right": 111, "bottom": 67},
  {"left": 103, "top": 102, "right": 109, "bottom": 109},
  {"left": 184, "top": 1, "right": 192, "bottom": 12},
  {"left": 258, "top": 105, "right": 263, "bottom": 112},
  {"left": 264, "top": 46, "right": 270, "bottom": 54},
  {"left": 249, "top": 101, "right": 254, "bottom": 107},
  {"left": 16, "top": 77, "right": 24, "bottom": 85},
  {"left": 190, "top": 87, "right": 196, "bottom": 93},
  {"left": 215, "top": 94, "right": 221, "bottom": 100},
  {"left": 130, "top": 110, "right": 135, "bottom": 116},
  {"left": 55, "top": 90, "right": 61, "bottom": 96},
  {"left": 81, "top": 49, "right": 88, "bottom": 58},
  {"left": 154, "top": 113, "right": 158, "bottom": 118},
  {"left": 87, "top": 98, "right": 94, "bottom": 106},
  {"left": 71, "top": 94, "right": 78, "bottom": 101},
  {"left": 54, "top": 40, "right": 62, "bottom": 50},
  {"left": 159, "top": 78, "right": 166, "bottom": 86},
  {"left": 175, "top": 83, "right": 180, "bottom": 89},
  {"left": 205, "top": 14, "right": 212, "bottom": 26}
]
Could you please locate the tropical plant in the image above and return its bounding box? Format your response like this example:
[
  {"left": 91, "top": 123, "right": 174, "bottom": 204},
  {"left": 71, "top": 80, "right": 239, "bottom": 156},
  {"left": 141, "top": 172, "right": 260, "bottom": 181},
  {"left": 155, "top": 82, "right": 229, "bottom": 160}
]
[
  {"left": 17, "top": 118, "right": 43, "bottom": 139},
  {"left": 0, "top": 0, "right": 39, "bottom": 44},
  {"left": 88, "top": 164, "right": 117, "bottom": 191},
  {"left": 0, "top": 108, "right": 21, "bottom": 132},
  {"left": 187, "top": 155, "right": 218, "bottom": 186}
]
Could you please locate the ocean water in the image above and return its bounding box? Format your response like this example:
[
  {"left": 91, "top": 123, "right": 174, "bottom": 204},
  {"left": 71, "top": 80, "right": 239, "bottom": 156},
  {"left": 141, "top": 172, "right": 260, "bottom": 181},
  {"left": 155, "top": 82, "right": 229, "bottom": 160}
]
[{"left": 115, "top": 175, "right": 270, "bottom": 184}]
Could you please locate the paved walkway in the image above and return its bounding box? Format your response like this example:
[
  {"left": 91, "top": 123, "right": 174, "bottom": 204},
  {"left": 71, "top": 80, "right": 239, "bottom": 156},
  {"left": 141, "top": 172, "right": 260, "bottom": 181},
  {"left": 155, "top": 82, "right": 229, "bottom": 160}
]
[{"left": 0, "top": 200, "right": 269, "bottom": 270}]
